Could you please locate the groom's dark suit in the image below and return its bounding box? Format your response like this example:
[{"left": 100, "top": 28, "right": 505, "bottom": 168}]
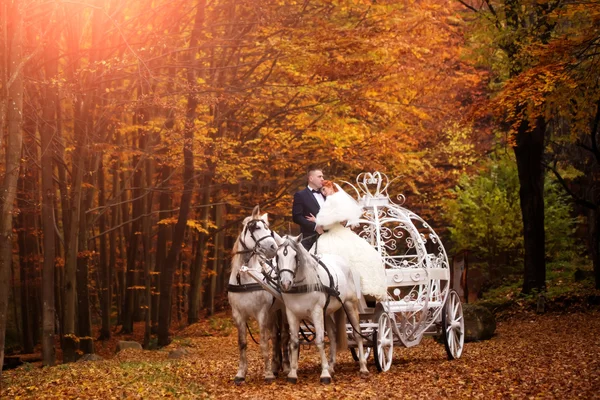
[{"left": 292, "top": 187, "right": 323, "bottom": 250}]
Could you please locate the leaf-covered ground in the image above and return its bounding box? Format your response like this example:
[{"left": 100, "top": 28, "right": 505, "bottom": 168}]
[{"left": 2, "top": 310, "right": 599, "bottom": 399}]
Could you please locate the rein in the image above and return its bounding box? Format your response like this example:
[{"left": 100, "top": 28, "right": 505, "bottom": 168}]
[{"left": 227, "top": 256, "right": 280, "bottom": 294}]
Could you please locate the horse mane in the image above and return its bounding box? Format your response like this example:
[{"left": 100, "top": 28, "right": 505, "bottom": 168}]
[
  {"left": 284, "top": 236, "right": 321, "bottom": 285},
  {"left": 229, "top": 234, "right": 244, "bottom": 274}
]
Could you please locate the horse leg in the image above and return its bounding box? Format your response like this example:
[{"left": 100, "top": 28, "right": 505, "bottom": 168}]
[
  {"left": 346, "top": 301, "right": 369, "bottom": 377},
  {"left": 325, "top": 315, "right": 336, "bottom": 376},
  {"left": 311, "top": 308, "right": 331, "bottom": 384},
  {"left": 271, "top": 310, "right": 282, "bottom": 377},
  {"left": 271, "top": 309, "right": 290, "bottom": 376},
  {"left": 281, "top": 311, "right": 291, "bottom": 374},
  {"left": 285, "top": 312, "right": 300, "bottom": 384},
  {"left": 258, "top": 309, "right": 276, "bottom": 383},
  {"left": 232, "top": 310, "right": 248, "bottom": 384}
]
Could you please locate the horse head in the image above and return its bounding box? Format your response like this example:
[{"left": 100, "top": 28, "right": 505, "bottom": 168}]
[
  {"left": 239, "top": 205, "right": 278, "bottom": 259},
  {"left": 276, "top": 234, "right": 305, "bottom": 292}
]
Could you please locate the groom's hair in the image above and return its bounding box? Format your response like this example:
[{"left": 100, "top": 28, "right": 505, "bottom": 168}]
[{"left": 306, "top": 165, "right": 323, "bottom": 180}]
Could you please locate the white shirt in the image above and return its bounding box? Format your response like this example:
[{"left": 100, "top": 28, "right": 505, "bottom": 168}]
[{"left": 309, "top": 186, "right": 325, "bottom": 208}]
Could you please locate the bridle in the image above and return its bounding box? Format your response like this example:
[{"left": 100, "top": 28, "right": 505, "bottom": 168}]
[
  {"left": 276, "top": 243, "right": 298, "bottom": 282},
  {"left": 235, "top": 219, "right": 275, "bottom": 260},
  {"left": 228, "top": 218, "right": 277, "bottom": 293}
]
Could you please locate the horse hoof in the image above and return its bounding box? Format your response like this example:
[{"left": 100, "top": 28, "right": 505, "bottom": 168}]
[
  {"left": 287, "top": 377, "right": 298, "bottom": 384},
  {"left": 233, "top": 377, "right": 245, "bottom": 385},
  {"left": 360, "top": 371, "right": 370, "bottom": 379},
  {"left": 264, "top": 377, "right": 276, "bottom": 384},
  {"left": 320, "top": 377, "right": 332, "bottom": 385}
]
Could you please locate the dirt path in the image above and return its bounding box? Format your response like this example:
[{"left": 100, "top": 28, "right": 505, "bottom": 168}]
[{"left": 2, "top": 311, "right": 600, "bottom": 399}]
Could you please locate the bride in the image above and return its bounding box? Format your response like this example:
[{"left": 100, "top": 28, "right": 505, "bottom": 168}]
[{"left": 307, "top": 180, "right": 387, "bottom": 300}]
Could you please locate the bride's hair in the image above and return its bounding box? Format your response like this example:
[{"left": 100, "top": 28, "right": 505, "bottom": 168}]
[{"left": 322, "top": 180, "right": 339, "bottom": 193}]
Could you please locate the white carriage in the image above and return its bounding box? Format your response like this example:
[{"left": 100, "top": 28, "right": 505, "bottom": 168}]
[
  {"left": 341, "top": 171, "right": 464, "bottom": 371},
  {"left": 244, "top": 171, "right": 464, "bottom": 373}
]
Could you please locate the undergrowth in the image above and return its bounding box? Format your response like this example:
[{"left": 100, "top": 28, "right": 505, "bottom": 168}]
[{"left": 474, "top": 258, "right": 599, "bottom": 318}]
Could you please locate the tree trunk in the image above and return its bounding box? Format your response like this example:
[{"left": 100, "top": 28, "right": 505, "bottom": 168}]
[
  {"left": 53, "top": 189, "right": 64, "bottom": 344},
  {"left": 154, "top": 162, "right": 172, "bottom": 333},
  {"left": 113, "top": 132, "right": 125, "bottom": 326},
  {"left": 0, "top": 0, "right": 24, "bottom": 376},
  {"left": 77, "top": 179, "right": 95, "bottom": 354},
  {"left": 40, "top": 31, "right": 58, "bottom": 364},
  {"left": 17, "top": 197, "right": 35, "bottom": 354},
  {"left": 188, "top": 184, "right": 209, "bottom": 324},
  {"left": 591, "top": 208, "right": 600, "bottom": 290},
  {"left": 157, "top": 141, "right": 195, "bottom": 345},
  {"left": 121, "top": 102, "right": 147, "bottom": 334},
  {"left": 176, "top": 255, "right": 183, "bottom": 323},
  {"left": 514, "top": 116, "right": 547, "bottom": 294},
  {"left": 157, "top": 0, "right": 203, "bottom": 347},
  {"left": 154, "top": 60, "right": 176, "bottom": 332},
  {"left": 121, "top": 193, "right": 140, "bottom": 333},
  {"left": 53, "top": 100, "right": 67, "bottom": 344},
  {"left": 110, "top": 160, "right": 121, "bottom": 327},
  {"left": 97, "top": 155, "right": 111, "bottom": 340},
  {"left": 62, "top": 136, "right": 84, "bottom": 362},
  {"left": 208, "top": 203, "right": 224, "bottom": 316},
  {"left": 142, "top": 137, "right": 155, "bottom": 348},
  {"left": 17, "top": 118, "right": 39, "bottom": 353}
]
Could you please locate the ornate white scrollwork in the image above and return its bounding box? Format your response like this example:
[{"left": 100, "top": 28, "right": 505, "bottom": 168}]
[{"left": 343, "top": 171, "right": 451, "bottom": 346}]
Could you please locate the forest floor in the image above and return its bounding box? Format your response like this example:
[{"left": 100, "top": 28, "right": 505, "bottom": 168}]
[{"left": 2, "top": 305, "right": 600, "bottom": 399}]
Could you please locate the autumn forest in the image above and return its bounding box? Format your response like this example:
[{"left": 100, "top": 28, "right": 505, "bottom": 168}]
[{"left": 1, "top": 0, "right": 600, "bottom": 395}]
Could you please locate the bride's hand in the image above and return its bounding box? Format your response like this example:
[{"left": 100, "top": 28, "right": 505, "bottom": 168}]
[{"left": 306, "top": 213, "right": 316, "bottom": 223}]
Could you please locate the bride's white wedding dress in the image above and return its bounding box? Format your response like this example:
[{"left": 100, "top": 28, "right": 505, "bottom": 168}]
[{"left": 310, "top": 188, "right": 387, "bottom": 300}]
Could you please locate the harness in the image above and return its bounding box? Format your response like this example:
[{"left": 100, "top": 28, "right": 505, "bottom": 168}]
[
  {"left": 280, "top": 256, "right": 339, "bottom": 296},
  {"left": 277, "top": 245, "right": 340, "bottom": 313},
  {"left": 278, "top": 243, "right": 373, "bottom": 342}
]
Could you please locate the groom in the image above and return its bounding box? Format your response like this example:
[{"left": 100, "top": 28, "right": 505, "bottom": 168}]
[{"left": 292, "top": 167, "right": 325, "bottom": 250}]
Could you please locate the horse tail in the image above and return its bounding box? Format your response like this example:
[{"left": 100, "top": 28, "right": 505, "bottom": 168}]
[{"left": 334, "top": 307, "right": 348, "bottom": 352}]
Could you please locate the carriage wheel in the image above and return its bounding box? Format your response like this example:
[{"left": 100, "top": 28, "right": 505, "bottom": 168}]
[
  {"left": 442, "top": 290, "right": 464, "bottom": 360},
  {"left": 373, "top": 313, "right": 394, "bottom": 372},
  {"left": 350, "top": 346, "right": 371, "bottom": 362}
]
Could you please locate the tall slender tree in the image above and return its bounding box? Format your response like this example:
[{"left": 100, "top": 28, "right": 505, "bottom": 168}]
[
  {"left": 0, "top": 0, "right": 25, "bottom": 376},
  {"left": 40, "top": 7, "right": 59, "bottom": 365},
  {"left": 157, "top": 0, "right": 204, "bottom": 346}
]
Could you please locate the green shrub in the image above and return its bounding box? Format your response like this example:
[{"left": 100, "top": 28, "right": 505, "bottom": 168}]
[{"left": 445, "top": 151, "right": 579, "bottom": 288}]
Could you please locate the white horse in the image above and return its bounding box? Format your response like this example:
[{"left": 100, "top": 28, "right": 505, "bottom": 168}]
[
  {"left": 227, "top": 206, "right": 288, "bottom": 384},
  {"left": 276, "top": 234, "right": 369, "bottom": 384}
]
